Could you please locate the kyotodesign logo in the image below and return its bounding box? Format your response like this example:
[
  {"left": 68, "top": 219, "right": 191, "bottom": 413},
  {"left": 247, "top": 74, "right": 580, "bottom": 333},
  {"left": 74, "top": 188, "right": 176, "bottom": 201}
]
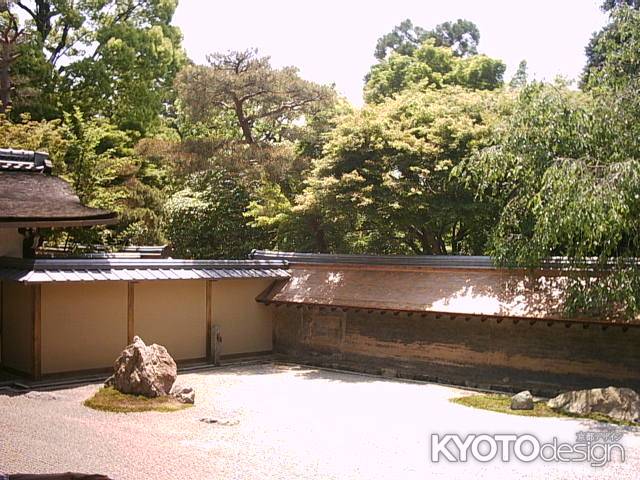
[{"left": 430, "top": 431, "right": 625, "bottom": 467}]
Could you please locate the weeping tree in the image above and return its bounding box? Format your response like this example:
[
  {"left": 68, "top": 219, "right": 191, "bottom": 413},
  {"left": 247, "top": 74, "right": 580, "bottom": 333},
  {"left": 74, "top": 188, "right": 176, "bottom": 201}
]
[{"left": 464, "top": 80, "right": 640, "bottom": 321}]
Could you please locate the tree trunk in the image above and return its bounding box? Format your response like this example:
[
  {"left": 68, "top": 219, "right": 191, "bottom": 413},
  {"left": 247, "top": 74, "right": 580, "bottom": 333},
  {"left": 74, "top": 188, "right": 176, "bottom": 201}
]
[
  {"left": 0, "top": 54, "right": 10, "bottom": 112},
  {"left": 232, "top": 96, "right": 254, "bottom": 144},
  {"left": 418, "top": 228, "right": 446, "bottom": 255}
]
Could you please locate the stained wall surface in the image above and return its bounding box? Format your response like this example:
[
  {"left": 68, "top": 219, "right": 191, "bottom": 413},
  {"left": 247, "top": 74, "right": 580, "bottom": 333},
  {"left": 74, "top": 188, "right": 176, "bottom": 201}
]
[{"left": 273, "top": 307, "right": 640, "bottom": 395}]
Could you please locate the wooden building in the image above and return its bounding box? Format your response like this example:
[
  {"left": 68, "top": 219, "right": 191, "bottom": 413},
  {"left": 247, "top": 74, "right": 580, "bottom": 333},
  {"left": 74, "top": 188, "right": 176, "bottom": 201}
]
[
  {"left": 0, "top": 258, "right": 287, "bottom": 378},
  {"left": 0, "top": 150, "right": 286, "bottom": 379},
  {"left": 0, "top": 148, "right": 117, "bottom": 258}
]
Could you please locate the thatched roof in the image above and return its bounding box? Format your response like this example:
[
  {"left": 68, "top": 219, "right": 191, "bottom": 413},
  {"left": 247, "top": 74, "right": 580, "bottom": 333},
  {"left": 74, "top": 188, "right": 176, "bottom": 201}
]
[{"left": 0, "top": 149, "right": 117, "bottom": 228}]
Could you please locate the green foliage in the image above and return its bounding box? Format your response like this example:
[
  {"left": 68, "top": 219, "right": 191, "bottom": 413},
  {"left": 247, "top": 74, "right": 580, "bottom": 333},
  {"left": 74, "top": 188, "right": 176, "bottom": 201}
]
[
  {"left": 3, "top": 0, "right": 639, "bottom": 329},
  {"left": 465, "top": 81, "right": 640, "bottom": 320},
  {"left": 583, "top": 4, "right": 640, "bottom": 90},
  {"left": 286, "top": 86, "right": 508, "bottom": 254},
  {"left": 0, "top": 113, "right": 68, "bottom": 160},
  {"left": 10, "top": 0, "right": 185, "bottom": 131},
  {"left": 374, "top": 18, "right": 480, "bottom": 60},
  {"left": 62, "top": 110, "right": 168, "bottom": 246},
  {"left": 176, "top": 49, "right": 334, "bottom": 144},
  {"left": 509, "top": 60, "right": 529, "bottom": 88},
  {"left": 601, "top": 0, "right": 640, "bottom": 11},
  {"left": 364, "top": 40, "right": 505, "bottom": 103},
  {"left": 164, "top": 168, "right": 270, "bottom": 259}
]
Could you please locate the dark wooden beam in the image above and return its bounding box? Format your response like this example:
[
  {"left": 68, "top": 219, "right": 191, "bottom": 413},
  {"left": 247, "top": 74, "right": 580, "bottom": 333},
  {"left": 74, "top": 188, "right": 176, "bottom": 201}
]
[
  {"left": 127, "top": 282, "right": 135, "bottom": 344},
  {"left": 0, "top": 281, "right": 4, "bottom": 367},
  {"left": 206, "top": 280, "right": 212, "bottom": 362},
  {"left": 32, "top": 284, "right": 41, "bottom": 380}
]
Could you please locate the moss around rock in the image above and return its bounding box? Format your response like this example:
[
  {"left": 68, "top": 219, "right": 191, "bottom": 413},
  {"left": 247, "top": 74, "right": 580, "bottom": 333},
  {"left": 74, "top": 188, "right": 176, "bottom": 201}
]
[
  {"left": 451, "top": 393, "right": 637, "bottom": 426},
  {"left": 84, "top": 387, "right": 191, "bottom": 413}
]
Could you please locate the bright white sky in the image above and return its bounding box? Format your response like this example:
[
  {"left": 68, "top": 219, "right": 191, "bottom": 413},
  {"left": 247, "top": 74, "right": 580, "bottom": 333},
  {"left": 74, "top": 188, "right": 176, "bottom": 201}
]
[{"left": 173, "top": 0, "right": 608, "bottom": 106}]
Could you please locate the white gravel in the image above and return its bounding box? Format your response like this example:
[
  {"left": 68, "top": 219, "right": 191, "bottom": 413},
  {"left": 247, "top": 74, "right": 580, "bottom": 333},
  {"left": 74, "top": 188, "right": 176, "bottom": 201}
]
[{"left": 1, "top": 363, "right": 638, "bottom": 479}]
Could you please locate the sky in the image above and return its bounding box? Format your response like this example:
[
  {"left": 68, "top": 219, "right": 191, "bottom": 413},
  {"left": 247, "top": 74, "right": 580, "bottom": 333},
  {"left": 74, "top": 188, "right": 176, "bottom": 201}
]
[{"left": 173, "top": 0, "right": 609, "bottom": 106}]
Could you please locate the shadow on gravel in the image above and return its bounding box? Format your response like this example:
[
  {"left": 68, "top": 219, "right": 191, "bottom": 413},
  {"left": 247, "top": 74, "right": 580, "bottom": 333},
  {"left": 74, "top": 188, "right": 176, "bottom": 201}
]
[{"left": 188, "top": 362, "right": 382, "bottom": 384}]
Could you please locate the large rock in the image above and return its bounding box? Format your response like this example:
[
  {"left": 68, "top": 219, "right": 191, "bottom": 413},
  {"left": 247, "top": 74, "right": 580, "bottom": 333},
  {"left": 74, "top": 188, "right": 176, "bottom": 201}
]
[
  {"left": 547, "top": 386, "right": 640, "bottom": 423},
  {"left": 510, "top": 390, "right": 534, "bottom": 410},
  {"left": 105, "top": 336, "right": 177, "bottom": 398}
]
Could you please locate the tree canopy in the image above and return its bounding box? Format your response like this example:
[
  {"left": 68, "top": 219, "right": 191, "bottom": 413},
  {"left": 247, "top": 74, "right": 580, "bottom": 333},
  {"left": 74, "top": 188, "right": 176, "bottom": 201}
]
[
  {"left": 364, "top": 40, "right": 505, "bottom": 103},
  {"left": 463, "top": 80, "right": 640, "bottom": 319},
  {"left": 9, "top": 0, "right": 184, "bottom": 131},
  {"left": 374, "top": 18, "right": 480, "bottom": 60},
  {"left": 286, "top": 86, "right": 508, "bottom": 255},
  {"left": 176, "top": 49, "right": 334, "bottom": 144}
]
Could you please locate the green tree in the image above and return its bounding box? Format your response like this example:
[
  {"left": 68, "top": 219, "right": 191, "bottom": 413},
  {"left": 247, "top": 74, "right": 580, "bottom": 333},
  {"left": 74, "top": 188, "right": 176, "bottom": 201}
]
[
  {"left": 284, "top": 86, "right": 507, "bottom": 254},
  {"left": 164, "top": 167, "right": 270, "bottom": 259},
  {"left": 7, "top": 0, "right": 184, "bottom": 130},
  {"left": 63, "top": 110, "right": 168, "bottom": 245},
  {"left": 601, "top": 0, "right": 640, "bottom": 10},
  {"left": 509, "top": 60, "right": 528, "bottom": 88},
  {"left": 583, "top": 3, "right": 640, "bottom": 89},
  {"left": 465, "top": 81, "right": 640, "bottom": 320},
  {"left": 149, "top": 49, "right": 338, "bottom": 257},
  {"left": 374, "top": 18, "right": 480, "bottom": 60},
  {"left": 365, "top": 40, "right": 505, "bottom": 103},
  {"left": 176, "top": 49, "right": 335, "bottom": 144}
]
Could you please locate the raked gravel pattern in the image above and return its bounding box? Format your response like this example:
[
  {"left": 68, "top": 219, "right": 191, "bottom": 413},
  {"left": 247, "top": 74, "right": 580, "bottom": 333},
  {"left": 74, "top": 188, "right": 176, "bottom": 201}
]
[{"left": 1, "top": 363, "right": 639, "bottom": 479}]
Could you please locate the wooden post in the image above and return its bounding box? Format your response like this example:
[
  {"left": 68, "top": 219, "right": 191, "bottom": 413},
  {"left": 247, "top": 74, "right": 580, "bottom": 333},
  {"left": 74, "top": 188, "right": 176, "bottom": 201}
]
[
  {"left": 0, "top": 281, "right": 4, "bottom": 367},
  {"left": 32, "top": 284, "right": 41, "bottom": 380},
  {"left": 206, "top": 280, "right": 212, "bottom": 361},
  {"left": 212, "top": 325, "right": 221, "bottom": 366},
  {"left": 127, "top": 282, "right": 135, "bottom": 344}
]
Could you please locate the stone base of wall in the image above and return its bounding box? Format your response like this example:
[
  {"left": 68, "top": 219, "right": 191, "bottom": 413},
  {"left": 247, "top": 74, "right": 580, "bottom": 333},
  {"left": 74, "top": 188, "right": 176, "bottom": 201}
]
[{"left": 273, "top": 307, "right": 640, "bottom": 397}]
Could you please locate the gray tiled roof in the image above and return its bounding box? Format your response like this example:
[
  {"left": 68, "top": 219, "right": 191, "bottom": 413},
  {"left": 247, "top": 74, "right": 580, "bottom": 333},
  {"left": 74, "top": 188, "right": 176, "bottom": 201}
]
[
  {"left": 0, "top": 257, "right": 290, "bottom": 283},
  {"left": 249, "top": 250, "right": 497, "bottom": 268},
  {"left": 250, "top": 250, "right": 629, "bottom": 270},
  {"left": 0, "top": 148, "right": 51, "bottom": 172}
]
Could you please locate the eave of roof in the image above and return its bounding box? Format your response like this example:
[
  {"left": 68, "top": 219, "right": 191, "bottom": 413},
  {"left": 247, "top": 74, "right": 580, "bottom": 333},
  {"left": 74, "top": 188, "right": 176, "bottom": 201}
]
[
  {"left": 250, "top": 249, "right": 497, "bottom": 269},
  {"left": 249, "top": 250, "right": 630, "bottom": 271},
  {"left": 0, "top": 215, "right": 118, "bottom": 228},
  {"left": 0, "top": 257, "right": 290, "bottom": 283},
  {"left": 0, "top": 149, "right": 117, "bottom": 227}
]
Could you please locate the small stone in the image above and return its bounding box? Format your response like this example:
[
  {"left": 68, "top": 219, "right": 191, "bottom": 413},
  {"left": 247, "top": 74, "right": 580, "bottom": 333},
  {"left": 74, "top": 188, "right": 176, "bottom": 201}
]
[
  {"left": 200, "top": 417, "right": 218, "bottom": 424},
  {"left": 171, "top": 384, "right": 195, "bottom": 404},
  {"left": 199, "top": 417, "right": 239, "bottom": 426},
  {"left": 380, "top": 368, "right": 397, "bottom": 378},
  {"left": 510, "top": 390, "right": 534, "bottom": 410},
  {"left": 24, "top": 391, "right": 58, "bottom": 400}
]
